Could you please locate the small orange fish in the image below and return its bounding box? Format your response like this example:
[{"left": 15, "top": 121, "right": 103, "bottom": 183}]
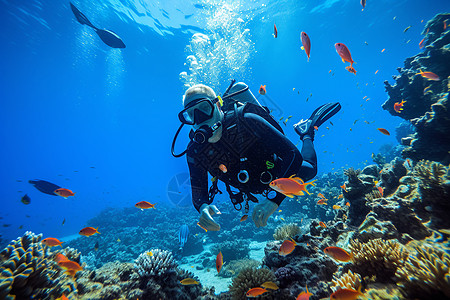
[
  {"left": 316, "top": 199, "right": 328, "bottom": 205},
  {"left": 333, "top": 205, "right": 341, "bottom": 210},
  {"left": 318, "top": 193, "right": 326, "bottom": 199},
  {"left": 377, "top": 186, "right": 384, "bottom": 196},
  {"left": 323, "top": 246, "right": 353, "bottom": 262},
  {"left": 259, "top": 85, "right": 267, "bottom": 95},
  {"left": 296, "top": 284, "right": 313, "bottom": 300},
  {"left": 335, "top": 43, "right": 356, "bottom": 74},
  {"left": 444, "top": 20, "right": 447, "bottom": 30},
  {"left": 58, "top": 260, "right": 83, "bottom": 272},
  {"left": 279, "top": 238, "right": 297, "bottom": 256},
  {"left": 301, "top": 31, "right": 311, "bottom": 61},
  {"left": 79, "top": 227, "right": 100, "bottom": 236},
  {"left": 54, "top": 188, "right": 75, "bottom": 199},
  {"left": 338, "top": 194, "right": 344, "bottom": 199},
  {"left": 346, "top": 66, "right": 357, "bottom": 74},
  {"left": 340, "top": 183, "right": 347, "bottom": 192},
  {"left": 42, "top": 237, "right": 64, "bottom": 247},
  {"left": 274, "top": 24, "right": 278, "bottom": 38},
  {"left": 240, "top": 215, "right": 248, "bottom": 222},
  {"left": 419, "top": 38, "right": 425, "bottom": 48},
  {"left": 377, "top": 128, "right": 390, "bottom": 135},
  {"left": 135, "top": 201, "right": 156, "bottom": 210},
  {"left": 330, "top": 286, "right": 364, "bottom": 300},
  {"left": 313, "top": 126, "right": 319, "bottom": 130},
  {"left": 394, "top": 100, "right": 406, "bottom": 113},
  {"left": 345, "top": 202, "right": 350, "bottom": 207},
  {"left": 55, "top": 253, "right": 69, "bottom": 263},
  {"left": 416, "top": 70, "right": 440, "bottom": 81},
  {"left": 247, "top": 287, "right": 268, "bottom": 298},
  {"left": 219, "top": 164, "right": 227, "bottom": 173},
  {"left": 216, "top": 251, "right": 223, "bottom": 274},
  {"left": 381, "top": 48, "right": 385, "bottom": 53},
  {"left": 269, "top": 176, "right": 317, "bottom": 198},
  {"left": 318, "top": 221, "right": 327, "bottom": 228},
  {"left": 56, "top": 294, "right": 69, "bottom": 300},
  {"left": 374, "top": 70, "right": 379, "bottom": 74}
]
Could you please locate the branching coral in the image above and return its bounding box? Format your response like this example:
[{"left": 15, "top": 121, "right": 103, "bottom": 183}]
[
  {"left": 229, "top": 267, "right": 277, "bottom": 300},
  {"left": 0, "top": 231, "right": 77, "bottom": 299},
  {"left": 396, "top": 244, "right": 450, "bottom": 299},
  {"left": 134, "top": 249, "right": 177, "bottom": 278},
  {"left": 273, "top": 223, "right": 301, "bottom": 241},
  {"left": 331, "top": 270, "right": 361, "bottom": 292},
  {"left": 344, "top": 167, "right": 362, "bottom": 183},
  {"left": 348, "top": 238, "right": 408, "bottom": 283},
  {"left": 413, "top": 160, "right": 449, "bottom": 186}
]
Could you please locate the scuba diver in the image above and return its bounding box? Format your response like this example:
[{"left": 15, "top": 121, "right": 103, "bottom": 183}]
[{"left": 171, "top": 80, "right": 341, "bottom": 231}]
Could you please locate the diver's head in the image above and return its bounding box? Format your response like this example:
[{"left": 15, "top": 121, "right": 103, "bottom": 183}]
[{"left": 179, "top": 84, "right": 223, "bottom": 143}]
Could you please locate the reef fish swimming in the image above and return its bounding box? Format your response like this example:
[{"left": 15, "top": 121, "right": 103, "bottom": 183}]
[
  {"left": 269, "top": 176, "right": 317, "bottom": 198},
  {"left": 323, "top": 246, "right": 353, "bottom": 262},
  {"left": 54, "top": 188, "right": 75, "bottom": 199},
  {"left": 42, "top": 237, "right": 64, "bottom": 247},
  {"left": 300, "top": 31, "right": 311, "bottom": 61},
  {"left": 79, "top": 227, "right": 100, "bottom": 236},
  {"left": 259, "top": 84, "right": 267, "bottom": 95},
  {"left": 246, "top": 287, "right": 268, "bottom": 297},
  {"left": 29, "top": 179, "right": 61, "bottom": 196},
  {"left": 216, "top": 251, "right": 223, "bottom": 274},
  {"left": 330, "top": 287, "right": 365, "bottom": 300},
  {"left": 335, "top": 43, "right": 356, "bottom": 74},
  {"left": 21, "top": 194, "right": 31, "bottom": 205},
  {"left": 180, "top": 278, "right": 200, "bottom": 285},
  {"left": 394, "top": 100, "right": 406, "bottom": 113},
  {"left": 416, "top": 69, "right": 440, "bottom": 81},
  {"left": 279, "top": 238, "right": 297, "bottom": 256},
  {"left": 135, "top": 201, "right": 156, "bottom": 210}
]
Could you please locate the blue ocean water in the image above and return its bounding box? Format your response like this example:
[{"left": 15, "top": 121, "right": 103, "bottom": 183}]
[{"left": 0, "top": 0, "right": 448, "bottom": 244}]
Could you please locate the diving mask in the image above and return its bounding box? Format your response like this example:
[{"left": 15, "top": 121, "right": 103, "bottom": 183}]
[{"left": 179, "top": 98, "right": 215, "bottom": 125}]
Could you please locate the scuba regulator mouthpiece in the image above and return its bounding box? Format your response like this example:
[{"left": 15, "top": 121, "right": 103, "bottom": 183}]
[{"left": 193, "top": 121, "right": 222, "bottom": 144}]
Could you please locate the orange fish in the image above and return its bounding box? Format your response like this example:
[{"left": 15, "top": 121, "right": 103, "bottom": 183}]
[
  {"left": 55, "top": 253, "right": 69, "bottom": 263},
  {"left": 394, "top": 100, "right": 406, "bottom": 113},
  {"left": 330, "top": 287, "right": 364, "bottom": 300},
  {"left": 56, "top": 294, "right": 69, "bottom": 300},
  {"left": 335, "top": 43, "right": 356, "bottom": 74},
  {"left": 316, "top": 199, "right": 328, "bottom": 205},
  {"left": 246, "top": 287, "right": 268, "bottom": 298},
  {"left": 58, "top": 260, "right": 83, "bottom": 272},
  {"left": 416, "top": 70, "right": 440, "bottom": 81},
  {"left": 54, "top": 188, "right": 75, "bottom": 199},
  {"left": 313, "top": 126, "right": 319, "bottom": 131},
  {"left": 374, "top": 70, "right": 379, "bottom": 74},
  {"left": 381, "top": 48, "right": 385, "bottom": 53},
  {"left": 259, "top": 85, "right": 267, "bottom": 95},
  {"left": 444, "top": 20, "right": 447, "bottom": 30},
  {"left": 333, "top": 205, "right": 341, "bottom": 210},
  {"left": 79, "top": 227, "right": 100, "bottom": 236},
  {"left": 319, "top": 221, "right": 327, "bottom": 228},
  {"left": 135, "top": 201, "right": 156, "bottom": 210},
  {"left": 301, "top": 32, "right": 311, "bottom": 61},
  {"left": 269, "top": 176, "right": 317, "bottom": 198},
  {"left": 42, "top": 237, "right": 64, "bottom": 247},
  {"left": 323, "top": 246, "right": 353, "bottom": 262},
  {"left": 345, "top": 202, "right": 350, "bottom": 207},
  {"left": 240, "top": 215, "right": 248, "bottom": 222},
  {"left": 279, "top": 238, "right": 297, "bottom": 256},
  {"left": 216, "top": 251, "right": 223, "bottom": 274},
  {"left": 296, "top": 284, "right": 313, "bottom": 300},
  {"left": 340, "top": 184, "right": 347, "bottom": 192},
  {"left": 377, "top": 128, "right": 390, "bottom": 135},
  {"left": 338, "top": 194, "right": 344, "bottom": 199},
  {"left": 219, "top": 164, "right": 227, "bottom": 173},
  {"left": 419, "top": 38, "right": 425, "bottom": 48},
  {"left": 274, "top": 24, "right": 278, "bottom": 38},
  {"left": 317, "top": 193, "right": 326, "bottom": 199},
  {"left": 377, "top": 186, "right": 384, "bottom": 197}
]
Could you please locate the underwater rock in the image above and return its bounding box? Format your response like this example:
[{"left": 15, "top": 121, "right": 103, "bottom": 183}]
[
  {"left": 219, "top": 259, "right": 260, "bottom": 278},
  {"left": 211, "top": 239, "right": 250, "bottom": 261},
  {"left": 383, "top": 13, "right": 450, "bottom": 164},
  {"left": 228, "top": 267, "right": 278, "bottom": 300}
]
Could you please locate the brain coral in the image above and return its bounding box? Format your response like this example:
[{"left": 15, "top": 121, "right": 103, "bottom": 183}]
[
  {"left": 0, "top": 231, "right": 76, "bottom": 299},
  {"left": 229, "top": 267, "right": 277, "bottom": 300},
  {"left": 134, "top": 249, "right": 177, "bottom": 278}
]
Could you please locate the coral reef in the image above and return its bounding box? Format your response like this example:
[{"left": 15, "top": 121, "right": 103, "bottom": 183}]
[
  {"left": 135, "top": 249, "right": 177, "bottom": 277},
  {"left": 210, "top": 239, "right": 250, "bottom": 261},
  {"left": 0, "top": 231, "right": 76, "bottom": 299},
  {"left": 383, "top": 13, "right": 450, "bottom": 164},
  {"left": 228, "top": 267, "right": 278, "bottom": 300},
  {"left": 219, "top": 259, "right": 260, "bottom": 278},
  {"left": 273, "top": 223, "right": 301, "bottom": 241},
  {"left": 330, "top": 269, "right": 361, "bottom": 292},
  {"left": 396, "top": 242, "right": 450, "bottom": 299},
  {"left": 347, "top": 238, "right": 408, "bottom": 283}
]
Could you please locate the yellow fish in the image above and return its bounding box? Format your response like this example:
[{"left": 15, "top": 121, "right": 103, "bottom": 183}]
[
  {"left": 180, "top": 278, "right": 200, "bottom": 285},
  {"left": 333, "top": 205, "right": 341, "bottom": 210},
  {"left": 261, "top": 281, "right": 279, "bottom": 290}
]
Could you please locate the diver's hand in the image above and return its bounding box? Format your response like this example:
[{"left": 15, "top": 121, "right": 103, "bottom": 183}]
[
  {"left": 252, "top": 199, "right": 278, "bottom": 228},
  {"left": 198, "top": 204, "right": 221, "bottom": 231}
]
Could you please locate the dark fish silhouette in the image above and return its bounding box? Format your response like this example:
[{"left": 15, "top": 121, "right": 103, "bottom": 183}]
[
  {"left": 28, "top": 179, "right": 61, "bottom": 196},
  {"left": 21, "top": 194, "right": 31, "bottom": 205},
  {"left": 70, "top": 2, "right": 126, "bottom": 49}
]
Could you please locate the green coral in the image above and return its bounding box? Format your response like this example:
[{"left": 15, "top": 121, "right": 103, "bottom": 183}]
[
  {"left": 396, "top": 243, "right": 450, "bottom": 299},
  {"left": 228, "top": 267, "right": 277, "bottom": 300},
  {"left": 273, "top": 223, "right": 301, "bottom": 241}
]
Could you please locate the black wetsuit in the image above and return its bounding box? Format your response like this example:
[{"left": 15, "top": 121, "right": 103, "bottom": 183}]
[{"left": 186, "top": 104, "right": 317, "bottom": 212}]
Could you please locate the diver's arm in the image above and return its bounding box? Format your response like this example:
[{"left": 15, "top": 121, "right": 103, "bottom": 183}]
[{"left": 186, "top": 154, "right": 211, "bottom": 212}]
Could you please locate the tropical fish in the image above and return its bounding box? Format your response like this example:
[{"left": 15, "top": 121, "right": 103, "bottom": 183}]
[
  {"left": 300, "top": 32, "right": 311, "bottom": 61},
  {"left": 330, "top": 286, "right": 364, "bottom": 300},
  {"left": 269, "top": 176, "right": 317, "bottom": 198},
  {"left": 340, "top": 184, "right": 347, "bottom": 192},
  {"left": 219, "top": 164, "right": 228, "bottom": 173},
  {"left": 135, "top": 201, "right": 156, "bottom": 210},
  {"left": 381, "top": 48, "right": 385, "bottom": 53},
  {"left": 261, "top": 281, "right": 279, "bottom": 290},
  {"left": 216, "top": 251, "right": 223, "bottom": 273},
  {"left": 404, "top": 26, "right": 411, "bottom": 33},
  {"left": 377, "top": 128, "right": 390, "bottom": 135},
  {"left": 240, "top": 215, "right": 248, "bottom": 222},
  {"left": 333, "top": 205, "right": 341, "bottom": 210},
  {"left": 394, "top": 100, "right": 406, "bottom": 113},
  {"left": 316, "top": 199, "right": 328, "bottom": 205},
  {"left": 419, "top": 38, "right": 425, "bottom": 48},
  {"left": 62, "top": 218, "right": 66, "bottom": 226},
  {"left": 279, "top": 238, "right": 297, "bottom": 256},
  {"left": 259, "top": 85, "right": 267, "bottom": 95},
  {"left": 58, "top": 260, "right": 83, "bottom": 276},
  {"left": 29, "top": 179, "right": 61, "bottom": 196},
  {"left": 345, "top": 202, "right": 350, "bottom": 207},
  {"left": 179, "top": 224, "right": 189, "bottom": 249},
  {"left": 180, "top": 278, "right": 200, "bottom": 285},
  {"left": 70, "top": 2, "right": 126, "bottom": 48},
  {"left": 296, "top": 284, "right": 313, "bottom": 300},
  {"left": 335, "top": 43, "right": 356, "bottom": 74},
  {"left": 318, "top": 193, "right": 326, "bottom": 199},
  {"left": 94, "top": 241, "right": 99, "bottom": 251},
  {"left": 147, "top": 251, "right": 153, "bottom": 256},
  {"left": 54, "top": 253, "right": 69, "bottom": 263},
  {"left": 21, "top": 194, "right": 31, "bottom": 205},
  {"left": 377, "top": 186, "right": 384, "bottom": 196},
  {"left": 323, "top": 246, "right": 353, "bottom": 262},
  {"left": 79, "top": 227, "right": 100, "bottom": 236},
  {"left": 416, "top": 70, "right": 440, "bottom": 81},
  {"left": 375, "top": 70, "right": 379, "bottom": 74},
  {"left": 319, "top": 221, "right": 327, "bottom": 228},
  {"left": 274, "top": 24, "right": 278, "bottom": 38},
  {"left": 54, "top": 188, "right": 75, "bottom": 199},
  {"left": 360, "top": 0, "right": 366, "bottom": 11},
  {"left": 56, "top": 294, "right": 69, "bottom": 300},
  {"left": 246, "top": 287, "right": 268, "bottom": 297},
  {"left": 42, "top": 238, "right": 64, "bottom": 247},
  {"left": 338, "top": 194, "right": 344, "bottom": 199}
]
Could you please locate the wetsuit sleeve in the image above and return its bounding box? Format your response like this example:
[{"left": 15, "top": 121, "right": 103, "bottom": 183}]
[
  {"left": 186, "top": 152, "right": 211, "bottom": 212},
  {"left": 243, "top": 112, "right": 303, "bottom": 207}
]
